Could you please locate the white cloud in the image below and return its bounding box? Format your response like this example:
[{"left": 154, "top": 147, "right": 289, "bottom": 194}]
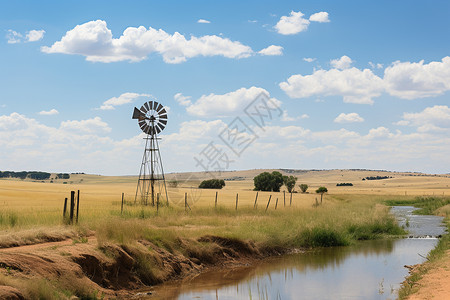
[
  {"left": 38, "top": 109, "right": 59, "bottom": 115},
  {"left": 281, "top": 111, "right": 309, "bottom": 122},
  {"left": 274, "top": 11, "right": 310, "bottom": 35},
  {"left": 330, "top": 55, "right": 353, "bottom": 70},
  {"left": 367, "top": 126, "right": 394, "bottom": 139},
  {"left": 281, "top": 110, "right": 295, "bottom": 121},
  {"left": 6, "top": 30, "right": 22, "bottom": 44},
  {"left": 7, "top": 29, "right": 45, "bottom": 43},
  {"left": 26, "top": 30, "right": 45, "bottom": 42},
  {"left": 197, "top": 19, "right": 211, "bottom": 24},
  {"left": 60, "top": 117, "right": 111, "bottom": 134},
  {"left": 399, "top": 105, "right": 450, "bottom": 132},
  {"left": 41, "top": 20, "right": 253, "bottom": 64},
  {"left": 259, "top": 45, "right": 283, "bottom": 56},
  {"left": 334, "top": 112, "right": 364, "bottom": 123},
  {"left": 98, "top": 92, "right": 150, "bottom": 110},
  {"left": 309, "top": 12, "right": 330, "bottom": 23},
  {"left": 280, "top": 66, "right": 384, "bottom": 104},
  {"left": 281, "top": 56, "right": 450, "bottom": 104},
  {"left": 174, "top": 93, "right": 192, "bottom": 106},
  {"left": 303, "top": 57, "right": 316, "bottom": 63},
  {"left": 384, "top": 57, "right": 450, "bottom": 99},
  {"left": 184, "top": 86, "right": 282, "bottom": 117}
]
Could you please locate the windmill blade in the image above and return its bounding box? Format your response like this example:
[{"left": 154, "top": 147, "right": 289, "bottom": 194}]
[
  {"left": 159, "top": 108, "right": 167, "bottom": 116},
  {"left": 157, "top": 123, "right": 166, "bottom": 131},
  {"left": 156, "top": 103, "right": 163, "bottom": 112},
  {"left": 144, "top": 101, "right": 151, "bottom": 112},
  {"left": 155, "top": 124, "right": 162, "bottom": 134},
  {"left": 159, "top": 114, "right": 167, "bottom": 120},
  {"left": 159, "top": 119, "right": 167, "bottom": 125},
  {"left": 132, "top": 107, "right": 146, "bottom": 120},
  {"left": 153, "top": 101, "right": 158, "bottom": 110}
]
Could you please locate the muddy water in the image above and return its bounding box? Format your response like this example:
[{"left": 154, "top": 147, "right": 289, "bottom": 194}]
[{"left": 149, "top": 207, "right": 445, "bottom": 300}]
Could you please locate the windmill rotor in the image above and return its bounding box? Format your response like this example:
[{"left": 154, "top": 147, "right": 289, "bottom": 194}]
[{"left": 132, "top": 101, "right": 168, "bottom": 135}]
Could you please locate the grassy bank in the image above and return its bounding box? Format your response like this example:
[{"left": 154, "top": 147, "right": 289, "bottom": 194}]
[{"left": 389, "top": 196, "right": 450, "bottom": 299}]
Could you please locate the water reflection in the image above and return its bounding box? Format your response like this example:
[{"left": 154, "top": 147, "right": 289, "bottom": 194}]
[{"left": 150, "top": 208, "right": 444, "bottom": 300}]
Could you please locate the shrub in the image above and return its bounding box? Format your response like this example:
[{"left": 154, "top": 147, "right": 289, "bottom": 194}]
[{"left": 199, "top": 179, "right": 225, "bottom": 189}]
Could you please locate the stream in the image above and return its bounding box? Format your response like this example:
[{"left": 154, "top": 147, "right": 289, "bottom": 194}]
[{"left": 149, "top": 206, "right": 446, "bottom": 299}]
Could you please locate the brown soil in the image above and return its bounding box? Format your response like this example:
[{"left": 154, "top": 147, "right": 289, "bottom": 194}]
[
  {"left": 406, "top": 249, "right": 450, "bottom": 300},
  {"left": 0, "top": 234, "right": 282, "bottom": 299}
]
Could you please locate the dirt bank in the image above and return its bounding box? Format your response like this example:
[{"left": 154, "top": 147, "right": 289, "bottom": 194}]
[
  {"left": 404, "top": 249, "right": 450, "bottom": 300},
  {"left": 0, "top": 234, "right": 288, "bottom": 299}
]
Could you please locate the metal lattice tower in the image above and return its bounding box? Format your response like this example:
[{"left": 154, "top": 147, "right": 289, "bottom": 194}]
[{"left": 132, "top": 101, "right": 169, "bottom": 206}]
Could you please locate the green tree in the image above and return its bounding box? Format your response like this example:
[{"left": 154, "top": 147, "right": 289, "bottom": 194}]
[
  {"left": 253, "top": 171, "right": 284, "bottom": 192},
  {"left": 199, "top": 179, "right": 225, "bottom": 189},
  {"left": 315, "top": 186, "right": 328, "bottom": 203},
  {"left": 299, "top": 184, "right": 308, "bottom": 193},
  {"left": 283, "top": 175, "right": 297, "bottom": 193}
]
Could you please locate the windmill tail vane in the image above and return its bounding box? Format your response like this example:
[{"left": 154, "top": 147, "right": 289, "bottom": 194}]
[{"left": 132, "top": 100, "right": 169, "bottom": 206}]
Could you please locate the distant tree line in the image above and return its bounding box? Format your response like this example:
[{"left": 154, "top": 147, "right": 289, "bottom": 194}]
[
  {"left": 362, "top": 176, "right": 391, "bottom": 181},
  {"left": 0, "top": 171, "right": 70, "bottom": 180},
  {"left": 56, "top": 173, "right": 70, "bottom": 179},
  {"left": 336, "top": 183, "right": 353, "bottom": 186}
]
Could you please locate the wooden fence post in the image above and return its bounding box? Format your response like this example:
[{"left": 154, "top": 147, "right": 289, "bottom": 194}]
[
  {"left": 157, "top": 193, "right": 160, "bottom": 214},
  {"left": 254, "top": 192, "right": 258, "bottom": 209},
  {"left": 235, "top": 193, "right": 238, "bottom": 211},
  {"left": 76, "top": 190, "right": 80, "bottom": 224},
  {"left": 63, "top": 197, "right": 68, "bottom": 219},
  {"left": 70, "top": 191, "right": 75, "bottom": 224},
  {"left": 265, "top": 195, "right": 272, "bottom": 212},
  {"left": 185, "top": 192, "right": 187, "bottom": 212},
  {"left": 215, "top": 191, "right": 218, "bottom": 208},
  {"left": 290, "top": 192, "right": 292, "bottom": 207},
  {"left": 284, "top": 191, "right": 286, "bottom": 207},
  {"left": 275, "top": 198, "right": 278, "bottom": 210},
  {"left": 121, "top": 193, "right": 124, "bottom": 215}
]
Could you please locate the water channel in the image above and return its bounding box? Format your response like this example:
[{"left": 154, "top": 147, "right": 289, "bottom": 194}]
[{"left": 149, "top": 207, "right": 446, "bottom": 299}]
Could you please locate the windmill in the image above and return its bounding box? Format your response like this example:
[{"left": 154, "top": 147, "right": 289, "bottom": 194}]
[{"left": 132, "top": 101, "right": 169, "bottom": 206}]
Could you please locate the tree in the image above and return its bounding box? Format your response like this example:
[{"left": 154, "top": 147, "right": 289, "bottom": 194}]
[
  {"left": 253, "top": 171, "right": 284, "bottom": 192},
  {"left": 299, "top": 184, "right": 308, "bottom": 193},
  {"left": 315, "top": 186, "right": 328, "bottom": 203},
  {"left": 283, "top": 175, "right": 297, "bottom": 193},
  {"left": 199, "top": 179, "right": 225, "bottom": 189}
]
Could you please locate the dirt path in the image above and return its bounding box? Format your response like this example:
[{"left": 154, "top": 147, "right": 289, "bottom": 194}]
[{"left": 407, "top": 249, "right": 450, "bottom": 300}]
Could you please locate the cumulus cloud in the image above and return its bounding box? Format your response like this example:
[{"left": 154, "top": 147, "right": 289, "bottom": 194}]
[
  {"left": 41, "top": 20, "right": 254, "bottom": 63},
  {"left": 330, "top": 55, "right": 353, "bottom": 70},
  {"left": 384, "top": 57, "right": 450, "bottom": 99},
  {"left": 280, "top": 66, "right": 384, "bottom": 104},
  {"left": 26, "top": 30, "right": 45, "bottom": 42},
  {"left": 259, "top": 45, "right": 283, "bottom": 56},
  {"left": 274, "top": 11, "right": 310, "bottom": 35},
  {"left": 281, "top": 56, "right": 450, "bottom": 104},
  {"left": 174, "top": 93, "right": 192, "bottom": 106},
  {"left": 334, "top": 112, "right": 364, "bottom": 123},
  {"left": 38, "top": 109, "right": 59, "bottom": 115},
  {"left": 183, "top": 87, "right": 282, "bottom": 117},
  {"left": 98, "top": 92, "right": 150, "bottom": 110},
  {"left": 398, "top": 105, "right": 450, "bottom": 133},
  {"left": 7, "top": 29, "right": 45, "bottom": 43},
  {"left": 60, "top": 117, "right": 111, "bottom": 134},
  {"left": 309, "top": 12, "right": 330, "bottom": 23},
  {"left": 274, "top": 11, "right": 329, "bottom": 35},
  {"left": 197, "top": 19, "right": 210, "bottom": 24}
]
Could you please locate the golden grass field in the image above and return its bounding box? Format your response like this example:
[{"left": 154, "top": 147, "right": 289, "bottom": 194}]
[{"left": 1, "top": 169, "right": 449, "bottom": 230}]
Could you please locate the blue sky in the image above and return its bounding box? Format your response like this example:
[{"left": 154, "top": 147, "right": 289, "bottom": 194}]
[{"left": 1, "top": 0, "right": 449, "bottom": 175}]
